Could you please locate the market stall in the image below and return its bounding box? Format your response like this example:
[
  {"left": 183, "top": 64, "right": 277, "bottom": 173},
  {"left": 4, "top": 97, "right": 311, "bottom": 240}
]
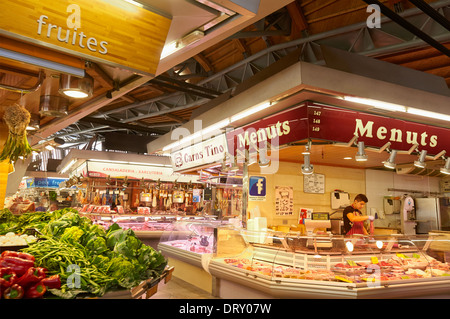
[
  {"left": 56, "top": 149, "right": 221, "bottom": 248},
  {"left": 153, "top": 98, "right": 450, "bottom": 298}
]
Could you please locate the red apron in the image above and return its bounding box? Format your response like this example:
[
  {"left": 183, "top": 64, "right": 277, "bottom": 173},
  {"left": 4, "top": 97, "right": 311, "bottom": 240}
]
[{"left": 346, "top": 220, "right": 365, "bottom": 236}]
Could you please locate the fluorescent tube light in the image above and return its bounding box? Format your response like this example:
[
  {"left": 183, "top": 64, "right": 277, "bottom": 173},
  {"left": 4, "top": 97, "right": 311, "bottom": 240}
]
[
  {"left": 343, "top": 96, "right": 406, "bottom": 112},
  {"left": 61, "top": 159, "right": 77, "bottom": 174},
  {"left": 231, "top": 102, "right": 272, "bottom": 123},
  {"left": 407, "top": 107, "right": 450, "bottom": 122}
]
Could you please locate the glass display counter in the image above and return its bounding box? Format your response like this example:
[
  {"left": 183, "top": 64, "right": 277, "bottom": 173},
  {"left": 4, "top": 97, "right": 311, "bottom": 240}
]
[
  {"left": 209, "top": 229, "right": 450, "bottom": 299},
  {"left": 157, "top": 219, "right": 233, "bottom": 268}
]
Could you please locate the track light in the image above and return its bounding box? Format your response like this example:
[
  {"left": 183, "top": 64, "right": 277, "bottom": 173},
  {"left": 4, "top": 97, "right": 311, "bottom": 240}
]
[
  {"left": 258, "top": 145, "right": 270, "bottom": 168},
  {"left": 302, "top": 140, "right": 311, "bottom": 155},
  {"left": 221, "top": 153, "right": 229, "bottom": 172},
  {"left": 301, "top": 153, "right": 314, "bottom": 175},
  {"left": 383, "top": 150, "right": 397, "bottom": 169},
  {"left": 414, "top": 150, "right": 427, "bottom": 168},
  {"left": 229, "top": 156, "right": 239, "bottom": 172},
  {"left": 440, "top": 158, "right": 450, "bottom": 175},
  {"left": 355, "top": 141, "right": 368, "bottom": 161}
]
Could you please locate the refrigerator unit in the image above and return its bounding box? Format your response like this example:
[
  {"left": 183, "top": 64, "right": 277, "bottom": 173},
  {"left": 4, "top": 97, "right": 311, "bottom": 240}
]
[{"left": 414, "top": 197, "right": 450, "bottom": 234}]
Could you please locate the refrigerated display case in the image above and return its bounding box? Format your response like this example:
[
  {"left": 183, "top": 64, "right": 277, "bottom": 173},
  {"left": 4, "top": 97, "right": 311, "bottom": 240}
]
[
  {"left": 209, "top": 229, "right": 450, "bottom": 299},
  {"left": 158, "top": 219, "right": 231, "bottom": 267}
]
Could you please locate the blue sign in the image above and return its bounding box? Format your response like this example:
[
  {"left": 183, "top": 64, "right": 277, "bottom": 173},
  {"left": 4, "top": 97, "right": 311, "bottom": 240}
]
[
  {"left": 249, "top": 176, "right": 266, "bottom": 197},
  {"left": 29, "top": 178, "right": 67, "bottom": 188}
]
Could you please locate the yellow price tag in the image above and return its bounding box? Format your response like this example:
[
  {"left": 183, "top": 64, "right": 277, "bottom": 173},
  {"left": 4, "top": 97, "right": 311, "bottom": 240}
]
[
  {"left": 371, "top": 257, "right": 379, "bottom": 264},
  {"left": 335, "top": 276, "right": 353, "bottom": 283},
  {"left": 413, "top": 253, "right": 421, "bottom": 259},
  {"left": 396, "top": 253, "right": 408, "bottom": 259},
  {"left": 346, "top": 260, "right": 357, "bottom": 266}
]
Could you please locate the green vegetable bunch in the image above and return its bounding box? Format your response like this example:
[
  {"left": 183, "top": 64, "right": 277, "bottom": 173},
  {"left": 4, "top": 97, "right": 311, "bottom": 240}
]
[
  {"left": 21, "top": 209, "right": 167, "bottom": 298},
  {"left": 0, "top": 103, "right": 36, "bottom": 163}
]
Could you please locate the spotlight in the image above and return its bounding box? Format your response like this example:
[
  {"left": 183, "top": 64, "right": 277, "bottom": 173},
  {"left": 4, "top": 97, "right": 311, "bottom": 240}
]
[
  {"left": 355, "top": 141, "right": 368, "bottom": 161},
  {"left": 414, "top": 150, "right": 427, "bottom": 168},
  {"left": 229, "top": 156, "right": 239, "bottom": 172},
  {"left": 221, "top": 153, "right": 228, "bottom": 172},
  {"left": 59, "top": 74, "right": 94, "bottom": 98},
  {"left": 302, "top": 140, "right": 311, "bottom": 155},
  {"left": 259, "top": 145, "right": 270, "bottom": 168},
  {"left": 441, "top": 158, "right": 450, "bottom": 175},
  {"left": 383, "top": 150, "right": 397, "bottom": 169},
  {"left": 301, "top": 153, "right": 314, "bottom": 175}
]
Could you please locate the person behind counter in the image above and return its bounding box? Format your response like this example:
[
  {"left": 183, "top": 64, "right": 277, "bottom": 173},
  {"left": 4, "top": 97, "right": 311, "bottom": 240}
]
[
  {"left": 343, "top": 194, "right": 374, "bottom": 236},
  {"left": 48, "top": 201, "right": 59, "bottom": 212}
]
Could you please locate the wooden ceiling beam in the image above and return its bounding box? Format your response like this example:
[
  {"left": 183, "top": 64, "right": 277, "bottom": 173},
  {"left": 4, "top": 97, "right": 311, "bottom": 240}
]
[
  {"left": 86, "top": 63, "right": 114, "bottom": 90},
  {"left": 193, "top": 53, "right": 213, "bottom": 73},
  {"left": 286, "top": 1, "right": 308, "bottom": 32}
]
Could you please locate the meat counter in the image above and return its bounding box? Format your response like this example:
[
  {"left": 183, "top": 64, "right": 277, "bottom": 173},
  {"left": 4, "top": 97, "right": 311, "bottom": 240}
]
[{"left": 208, "top": 230, "right": 450, "bottom": 299}]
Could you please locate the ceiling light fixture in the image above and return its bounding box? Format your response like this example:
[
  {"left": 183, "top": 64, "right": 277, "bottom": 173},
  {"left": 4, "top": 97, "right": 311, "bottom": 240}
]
[
  {"left": 383, "top": 150, "right": 397, "bottom": 169},
  {"left": 258, "top": 145, "right": 270, "bottom": 168},
  {"left": 59, "top": 74, "right": 94, "bottom": 98},
  {"left": 440, "top": 158, "right": 450, "bottom": 175},
  {"left": 26, "top": 114, "right": 40, "bottom": 130},
  {"left": 355, "top": 141, "right": 368, "bottom": 161},
  {"left": 407, "top": 107, "right": 450, "bottom": 122},
  {"left": 229, "top": 156, "right": 239, "bottom": 172},
  {"left": 39, "top": 95, "right": 69, "bottom": 117},
  {"left": 301, "top": 153, "right": 314, "bottom": 175},
  {"left": 343, "top": 96, "right": 406, "bottom": 112},
  {"left": 414, "top": 150, "right": 427, "bottom": 168},
  {"left": 302, "top": 140, "right": 311, "bottom": 155},
  {"left": 230, "top": 102, "right": 272, "bottom": 123}
]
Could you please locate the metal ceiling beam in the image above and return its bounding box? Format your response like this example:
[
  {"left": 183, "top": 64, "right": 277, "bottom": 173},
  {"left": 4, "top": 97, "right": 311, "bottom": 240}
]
[
  {"left": 79, "top": 117, "right": 166, "bottom": 135},
  {"left": 407, "top": 0, "right": 450, "bottom": 31},
  {"left": 362, "top": 0, "right": 450, "bottom": 57}
]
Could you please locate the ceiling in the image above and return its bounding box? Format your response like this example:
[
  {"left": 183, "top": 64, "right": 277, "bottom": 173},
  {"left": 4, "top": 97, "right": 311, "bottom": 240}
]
[{"left": 0, "top": 0, "right": 449, "bottom": 172}]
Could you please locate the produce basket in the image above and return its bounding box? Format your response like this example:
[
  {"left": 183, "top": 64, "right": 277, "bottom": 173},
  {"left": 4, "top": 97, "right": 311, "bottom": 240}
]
[{"left": 97, "top": 265, "right": 175, "bottom": 299}]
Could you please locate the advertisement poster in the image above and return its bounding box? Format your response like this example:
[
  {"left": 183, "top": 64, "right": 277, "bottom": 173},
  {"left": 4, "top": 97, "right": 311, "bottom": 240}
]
[
  {"left": 275, "top": 186, "right": 293, "bottom": 215},
  {"left": 249, "top": 176, "right": 266, "bottom": 201}
]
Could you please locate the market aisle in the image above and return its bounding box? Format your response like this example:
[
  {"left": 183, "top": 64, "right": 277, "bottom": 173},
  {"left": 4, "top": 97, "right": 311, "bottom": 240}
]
[{"left": 150, "top": 277, "right": 219, "bottom": 299}]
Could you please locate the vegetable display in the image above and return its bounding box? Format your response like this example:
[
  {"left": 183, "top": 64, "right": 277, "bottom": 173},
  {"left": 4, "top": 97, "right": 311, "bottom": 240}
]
[{"left": 0, "top": 207, "right": 168, "bottom": 298}]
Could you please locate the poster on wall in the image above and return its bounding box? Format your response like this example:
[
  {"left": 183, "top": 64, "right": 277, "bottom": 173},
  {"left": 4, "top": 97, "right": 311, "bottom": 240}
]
[
  {"left": 275, "top": 186, "right": 293, "bottom": 215},
  {"left": 303, "top": 173, "right": 325, "bottom": 194}
]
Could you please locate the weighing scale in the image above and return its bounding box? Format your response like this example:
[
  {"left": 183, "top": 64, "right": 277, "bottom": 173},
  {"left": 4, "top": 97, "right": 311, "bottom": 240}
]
[{"left": 305, "top": 213, "right": 333, "bottom": 249}]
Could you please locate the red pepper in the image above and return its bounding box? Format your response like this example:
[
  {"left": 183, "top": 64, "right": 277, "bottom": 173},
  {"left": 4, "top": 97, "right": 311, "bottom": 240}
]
[
  {"left": 16, "top": 267, "right": 46, "bottom": 288},
  {"left": 0, "top": 256, "right": 35, "bottom": 276},
  {"left": 3, "top": 284, "right": 24, "bottom": 299},
  {"left": 24, "top": 280, "right": 46, "bottom": 299},
  {"left": 41, "top": 274, "right": 61, "bottom": 289},
  {"left": 0, "top": 268, "right": 17, "bottom": 298},
  {"left": 1, "top": 250, "right": 35, "bottom": 262}
]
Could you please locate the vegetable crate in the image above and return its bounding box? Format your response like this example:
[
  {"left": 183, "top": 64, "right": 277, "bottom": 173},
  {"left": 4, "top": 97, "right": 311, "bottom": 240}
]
[{"left": 100, "top": 266, "right": 175, "bottom": 299}]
